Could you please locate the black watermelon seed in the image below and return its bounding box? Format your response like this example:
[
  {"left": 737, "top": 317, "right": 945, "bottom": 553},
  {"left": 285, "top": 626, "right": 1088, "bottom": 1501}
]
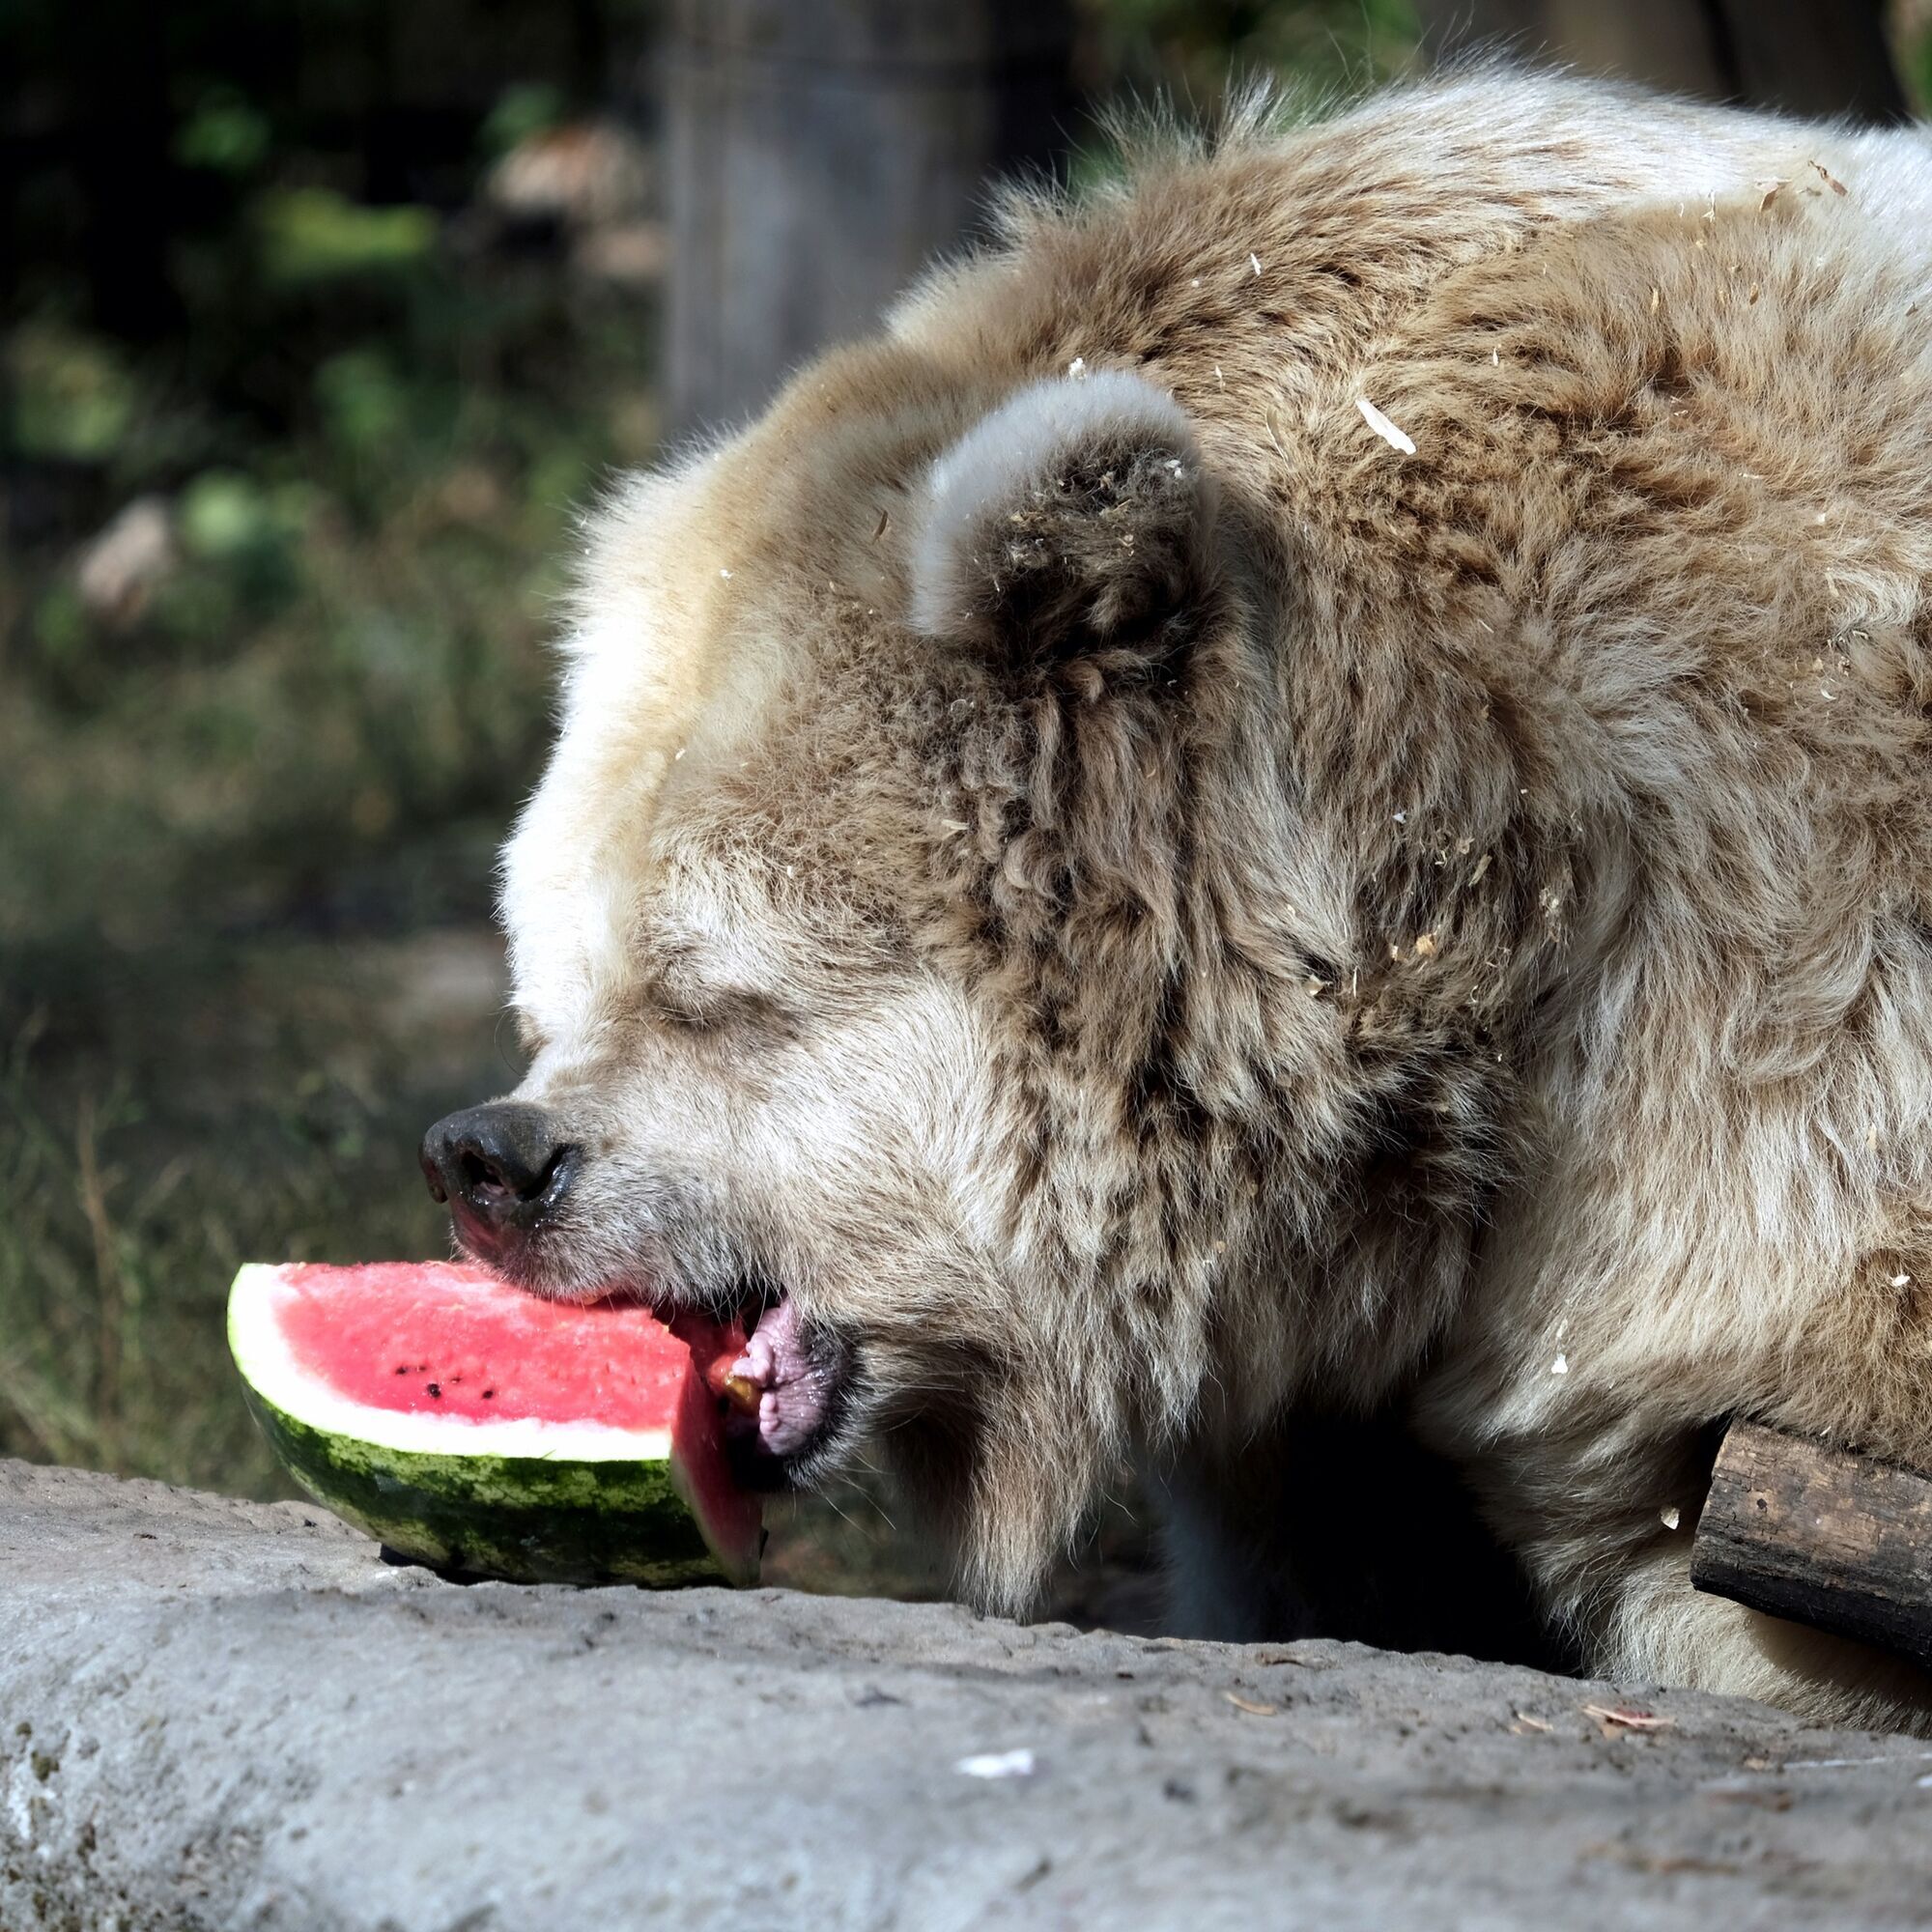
[
  {"left": 482, "top": 1389, "right": 495, "bottom": 1400},
  {"left": 427, "top": 1382, "right": 441, "bottom": 1398},
  {"left": 393, "top": 1365, "right": 410, "bottom": 1375}
]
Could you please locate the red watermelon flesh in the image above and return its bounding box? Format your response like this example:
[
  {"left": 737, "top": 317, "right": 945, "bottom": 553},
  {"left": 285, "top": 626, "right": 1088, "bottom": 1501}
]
[
  {"left": 228, "top": 1259, "right": 763, "bottom": 1586},
  {"left": 273, "top": 1260, "right": 729, "bottom": 1428}
]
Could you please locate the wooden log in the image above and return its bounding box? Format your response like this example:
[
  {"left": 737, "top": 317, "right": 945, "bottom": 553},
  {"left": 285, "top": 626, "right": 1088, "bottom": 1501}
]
[{"left": 1690, "top": 1419, "right": 1932, "bottom": 1671}]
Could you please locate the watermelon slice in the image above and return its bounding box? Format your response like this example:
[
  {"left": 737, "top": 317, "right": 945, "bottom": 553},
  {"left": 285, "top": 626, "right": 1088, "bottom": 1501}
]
[{"left": 227, "top": 1261, "right": 763, "bottom": 1587}]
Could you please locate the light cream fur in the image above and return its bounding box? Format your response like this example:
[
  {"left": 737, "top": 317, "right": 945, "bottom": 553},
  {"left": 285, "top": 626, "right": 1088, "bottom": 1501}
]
[{"left": 497, "top": 68, "right": 1932, "bottom": 1730}]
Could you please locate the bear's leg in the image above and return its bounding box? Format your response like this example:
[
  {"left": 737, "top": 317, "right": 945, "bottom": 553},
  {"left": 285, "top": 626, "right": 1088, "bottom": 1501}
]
[
  {"left": 1153, "top": 1427, "right": 1318, "bottom": 1642},
  {"left": 1581, "top": 1539, "right": 1932, "bottom": 1734},
  {"left": 1156, "top": 1410, "right": 1576, "bottom": 1665},
  {"left": 1469, "top": 1418, "right": 1932, "bottom": 1732},
  {"left": 1421, "top": 1163, "right": 1932, "bottom": 1728}
]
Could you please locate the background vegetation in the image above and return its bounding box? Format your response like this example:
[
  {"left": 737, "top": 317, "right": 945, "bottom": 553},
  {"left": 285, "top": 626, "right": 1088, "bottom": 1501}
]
[{"left": 2, "top": 1, "right": 1926, "bottom": 1594}]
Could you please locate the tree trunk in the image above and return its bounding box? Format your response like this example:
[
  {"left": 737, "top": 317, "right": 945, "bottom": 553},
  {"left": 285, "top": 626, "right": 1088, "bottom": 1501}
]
[
  {"left": 1412, "top": 0, "right": 1907, "bottom": 123},
  {"left": 658, "top": 0, "right": 1075, "bottom": 438}
]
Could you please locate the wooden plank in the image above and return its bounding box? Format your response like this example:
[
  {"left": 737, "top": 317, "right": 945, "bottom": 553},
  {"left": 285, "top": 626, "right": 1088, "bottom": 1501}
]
[{"left": 1690, "top": 1419, "right": 1932, "bottom": 1671}]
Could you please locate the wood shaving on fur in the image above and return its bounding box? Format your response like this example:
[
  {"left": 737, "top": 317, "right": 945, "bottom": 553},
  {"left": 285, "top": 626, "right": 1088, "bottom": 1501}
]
[{"left": 1355, "top": 395, "right": 1416, "bottom": 455}]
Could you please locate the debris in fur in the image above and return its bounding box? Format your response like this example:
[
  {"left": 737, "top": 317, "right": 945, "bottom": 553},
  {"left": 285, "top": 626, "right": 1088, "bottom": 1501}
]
[
  {"left": 1661, "top": 1506, "right": 1682, "bottom": 1531},
  {"left": 1811, "top": 160, "right": 1849, "bottom": 198},
  {"left": 1549, "top": 1353, "right": 1569, "bottom": 1377},
  {"left": 1355, "top": 395, "right": 1416, "bottom": 456}
]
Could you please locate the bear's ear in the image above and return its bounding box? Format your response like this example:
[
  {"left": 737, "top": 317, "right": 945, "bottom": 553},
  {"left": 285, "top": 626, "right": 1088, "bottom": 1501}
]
[{"left": 910, "top": 371, "right": 1214, "bottom": 677}]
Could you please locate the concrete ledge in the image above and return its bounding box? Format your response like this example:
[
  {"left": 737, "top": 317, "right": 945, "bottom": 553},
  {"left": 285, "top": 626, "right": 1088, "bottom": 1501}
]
[{"left": 4, "top": 1460, "right": 1932, "bottom": 1930}]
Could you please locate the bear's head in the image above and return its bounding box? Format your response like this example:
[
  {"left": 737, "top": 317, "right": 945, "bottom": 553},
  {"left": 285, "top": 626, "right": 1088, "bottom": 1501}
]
[{"left": 422, "top": 352, "right": 1378, "bottom": 1611}]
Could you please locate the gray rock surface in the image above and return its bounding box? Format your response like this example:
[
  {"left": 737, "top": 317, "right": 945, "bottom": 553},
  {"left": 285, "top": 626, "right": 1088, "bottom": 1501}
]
[{"left": 4, "top": 1460, "right": 1932, "bottom": 1931}]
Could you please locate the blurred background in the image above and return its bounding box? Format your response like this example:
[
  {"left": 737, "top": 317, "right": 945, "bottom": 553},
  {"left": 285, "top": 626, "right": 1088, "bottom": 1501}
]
[{"left": 4, "top": 0, "right": 1930, "bottom": 1604}]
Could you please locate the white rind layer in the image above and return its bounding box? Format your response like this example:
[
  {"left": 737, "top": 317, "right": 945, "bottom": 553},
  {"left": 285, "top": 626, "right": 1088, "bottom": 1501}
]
[{"left": 227, "top": 1263, "right": 674, "bottom": 1462}]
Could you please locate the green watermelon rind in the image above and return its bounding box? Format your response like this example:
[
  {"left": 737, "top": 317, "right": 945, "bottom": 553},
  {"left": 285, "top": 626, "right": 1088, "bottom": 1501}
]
[
  {"left": 241, "top": 1383, "right": 732, "bottom": 1586},
  {"left": 228, "top": 1264, "right": 756, "bottom": 1588}
]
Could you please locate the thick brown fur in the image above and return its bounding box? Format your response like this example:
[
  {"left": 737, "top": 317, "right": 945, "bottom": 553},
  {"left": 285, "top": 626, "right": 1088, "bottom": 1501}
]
[{"left": 497, "top": 69, "right": 1932, "bottom": 1730}]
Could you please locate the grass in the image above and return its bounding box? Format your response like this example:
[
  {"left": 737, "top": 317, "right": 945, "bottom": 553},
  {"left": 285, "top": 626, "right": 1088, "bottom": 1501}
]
[
  {"left": 0, "top": 929, "right": 513, "bottom": 1494},
  {"left": 0, "top": 268, "right": 626, "bottom": 1496}
]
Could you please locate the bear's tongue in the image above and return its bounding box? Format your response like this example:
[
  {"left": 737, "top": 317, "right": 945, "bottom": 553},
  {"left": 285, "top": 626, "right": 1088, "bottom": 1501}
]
[{"left": 726, "top": 1299, "right": 828, "bottom": 1458}]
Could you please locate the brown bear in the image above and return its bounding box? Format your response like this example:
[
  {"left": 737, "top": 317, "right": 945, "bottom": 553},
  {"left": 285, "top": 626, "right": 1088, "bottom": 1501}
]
[{"left": 421, "top": 69, "right": 1932, "bottom": 1730}]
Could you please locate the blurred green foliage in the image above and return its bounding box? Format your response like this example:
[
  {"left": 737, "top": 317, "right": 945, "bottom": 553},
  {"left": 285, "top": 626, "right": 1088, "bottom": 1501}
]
[
  {"left": 7, "top": 326, "right": 140, "bottom": 462},
  {"left": 1090, "top": 0, "right": 1421, "bottom": 101},
  {"left": 1905, "top": 14, "right": 1932, "bottom": 110},
  {"left": 255, "top": 188, "right": 440, "bottom": 285},
  {"left": 174, "top": 89, "right": 274, "bottom": 177}
]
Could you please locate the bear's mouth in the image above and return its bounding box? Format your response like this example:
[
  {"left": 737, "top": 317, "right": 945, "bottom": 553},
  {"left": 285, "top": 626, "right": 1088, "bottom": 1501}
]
[
  {"left": 462, "top": 1215, "right": 851, "bottom": 1487},
  {"left": 667, "top": 1291, "right": 847, "bottom": 1489}
]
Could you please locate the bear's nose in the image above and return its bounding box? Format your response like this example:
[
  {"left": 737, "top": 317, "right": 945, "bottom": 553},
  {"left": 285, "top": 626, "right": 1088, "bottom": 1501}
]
[{"left": 419, "top": 1103, "right": 575, "bottom": 1239}]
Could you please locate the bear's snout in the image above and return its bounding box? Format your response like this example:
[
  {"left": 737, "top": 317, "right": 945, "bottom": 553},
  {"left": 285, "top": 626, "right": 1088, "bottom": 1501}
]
[{"left": 419, "top": 1102, "right": 577, "bottom": 1264}]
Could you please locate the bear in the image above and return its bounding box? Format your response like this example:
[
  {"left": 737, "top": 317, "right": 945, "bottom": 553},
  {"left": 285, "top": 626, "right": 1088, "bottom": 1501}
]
[{"left": 421, "top": 67, "right": 1932, "bottom": 1731}]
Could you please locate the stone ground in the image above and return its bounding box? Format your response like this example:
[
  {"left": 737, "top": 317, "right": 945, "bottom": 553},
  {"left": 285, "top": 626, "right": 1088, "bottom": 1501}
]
[{"left": 5, "top": 1462, "right": 1932, "bottom": 1931}]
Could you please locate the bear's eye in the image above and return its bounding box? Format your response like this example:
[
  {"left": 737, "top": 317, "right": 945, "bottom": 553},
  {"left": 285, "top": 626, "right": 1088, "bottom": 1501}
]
[
  {"left": 647, "top": 969, "right": 719, "bottom": 1031},
  {"left": 652, "top": 995, "right": 707, "bottom": 1032},
  {"left": 645, "top": 957, "right": 791, "bottom": 1039}
]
